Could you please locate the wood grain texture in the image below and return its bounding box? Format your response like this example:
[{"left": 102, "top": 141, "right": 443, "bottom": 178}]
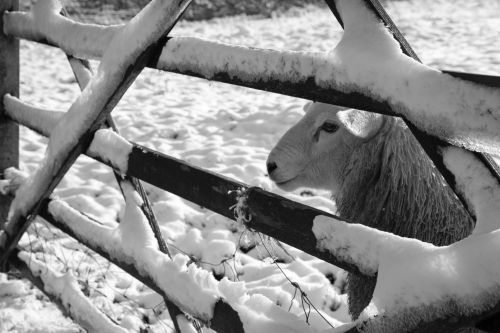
[{"left": 0, "top": 0, "right": 19, "bottom": 226}]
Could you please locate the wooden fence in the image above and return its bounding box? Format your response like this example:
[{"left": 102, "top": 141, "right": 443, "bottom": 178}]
[{"left": 1, "top": 0, "right": 500, "bottom": 332}]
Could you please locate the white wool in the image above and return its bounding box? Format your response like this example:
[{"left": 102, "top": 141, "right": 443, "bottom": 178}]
[
  {"left": 441, "top": 147, "right": 500, "bottom": 234},
  {"left": 17, "top": 251, "right": 128, "bottom": 333}
]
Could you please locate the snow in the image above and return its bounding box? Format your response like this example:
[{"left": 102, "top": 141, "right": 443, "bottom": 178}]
[
  {"left": 360, "top": 229, "right": 500, "bottom": 332},
  {"left": 3, "top": 93, "right": 62, "bottom": 137},
  {"left": 312, "top": 215, "right": 433, "bottom": 277},
  {"left": 5, "top": 1, "right": 500, "bottom": 153},
  {"left": 329, "top": 0, "right": 500, "bottom": 154},
  {"left": 17, "top": 251, "right": 130, "bottom": 333},
  {"left": 3, "top": 1, "right": 120, "bottom": 60},
  {"left": 7, "top": 0, "right": 186, "bottom": 222},
  {"left": 46, "top": 193, "right": 331, "bottom": 331},
  {"left": 47, "top": 197, "right": 222, "bottom": 322},
  {"left": 0, "top": 275, "right": 81, "bottom": 333},
  {"left": 0, "top": 167, "right": 28, "bottom": 196},
  {"left": 2, "top": 0, "right": 500, "bottom": 331},
  {"left": 4, "top": 95, "right": 133, "bottom": 174},
  {"left": 314, "top": 214, "right": 500, "bottom": 332},
  {"left": 442, "top": 147, "right": 500, "bottom": 234},
  {"left": 87, "top": 130, "right": 132, "bottom": 174}
]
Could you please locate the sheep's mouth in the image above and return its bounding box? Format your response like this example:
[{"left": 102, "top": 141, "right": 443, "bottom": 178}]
[
  {"left": 275, "top": 177, "right": 296, "bottom": 185},
  {"left": 274, "top": 175, "right": 301, "bottom": 190},
  {"left": 270, "top": 168, "right": 308, "bottom": 190},
  {"left": 270, "top": 173, "right": 297, "bottom": 185}
]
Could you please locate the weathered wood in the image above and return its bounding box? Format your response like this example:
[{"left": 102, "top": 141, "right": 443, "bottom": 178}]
[
  {"left": 4, "top": 17, "right": 500, "bottom": 135},
  {"left": 0, "top": 0, "right": 19, "bottom": 227},
  {"left": 2, "top": 107, "right": 374, "bottom": 277},
  {"left": 127, "top": 146, "right": 368, "bottom": 276},
  {"left": 243, "top": 187, "right": 365, "bottom": 276},
  {"left": 128, "top": 145, "right": 245, "bottom": 221},
  {"left": 36, "top": 198, "right": 245, "bottom": 333},
  {"left": 9, "top": 103, "right": 500, "bottom": 331}
]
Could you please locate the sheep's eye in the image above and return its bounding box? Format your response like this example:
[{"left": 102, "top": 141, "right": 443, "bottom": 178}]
[{"left": 321, "top": 122, "right": 339, "bottom": 133}]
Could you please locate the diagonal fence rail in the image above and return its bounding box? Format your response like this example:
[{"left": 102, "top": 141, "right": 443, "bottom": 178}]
[
  {"left": 2, "top": 0, "right": 500, "bottom": 332},
  {"left": 324, "top": 0, "right": 500, "bottom": 223},
  {"left": 6, "top": 6, "right": 500, "bottom": 228},
  {"left": 4, "top": 95, "right": 500, "bottom": 332}
]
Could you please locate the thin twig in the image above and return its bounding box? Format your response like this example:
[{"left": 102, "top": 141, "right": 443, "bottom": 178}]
[{"left": 256, "top": 233, "right": 336, "bottom": 330}]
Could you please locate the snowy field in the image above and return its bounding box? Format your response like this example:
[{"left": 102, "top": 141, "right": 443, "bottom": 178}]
[{"left": 1, "top": 0, "right": 500, "bottom": 331}]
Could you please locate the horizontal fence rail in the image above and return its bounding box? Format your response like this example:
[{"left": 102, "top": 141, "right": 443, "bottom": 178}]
[
  {"left": 324, "top": 0, "right": 500, "bottom": 229},
  {"left": 2, "top": 1, "right": 500, "bottom": 332},
  {"left": 5, "top": 99, "right": 500, "bottom": 332},
  {"left": 3, "top": 100, "right": 369, "bottom": 277},
  {"left": 6, "top": 10, "right": 500, "bottom": 228},
  {"left": 4, "top": 13, "right": 500, "bottom": 152}
]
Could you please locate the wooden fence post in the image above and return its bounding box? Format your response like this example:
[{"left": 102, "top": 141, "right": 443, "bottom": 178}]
[{"left": 0, "top": 0, "right": 19, "bottom": 226}]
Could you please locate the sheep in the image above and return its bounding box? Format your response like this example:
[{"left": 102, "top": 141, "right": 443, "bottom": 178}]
[{"left": 266, "top": 102, "right": 475, "bottom": 320}]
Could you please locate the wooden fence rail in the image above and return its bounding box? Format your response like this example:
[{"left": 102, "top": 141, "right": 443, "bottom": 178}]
[
  {"left": 6, "top": 11, "right": 500, "bottom": 226},
  {"left": 4, "top": 96, "right": 500, "bottom": 332},
  {"left": 38, "top": 198, "right": 245, "bottom": 333},
  {"left": 2, "top": 0, "right": 500, "bottom": 332},
  {"left": 2, "top": 100, "right": 367, "bottom": 277}
]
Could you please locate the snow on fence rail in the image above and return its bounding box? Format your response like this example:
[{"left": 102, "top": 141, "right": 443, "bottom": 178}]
[
  {"left": 2, "top": 0, "right": 500, "bottom": 332},
  {"left": 2, "top": 95, "right": 368, "bottom": 277},
  {"left": 6, "top": 0, "right": 500, "bottom": 231}
]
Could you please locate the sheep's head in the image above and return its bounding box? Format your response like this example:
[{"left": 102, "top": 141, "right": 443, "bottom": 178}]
[{"left": 267, "top": 102, "right": 385, "bottom": 194}]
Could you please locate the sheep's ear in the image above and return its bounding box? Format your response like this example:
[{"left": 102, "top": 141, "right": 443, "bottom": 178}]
[{"left": 337, "top": 109, "right": 384, "bottom": 139}]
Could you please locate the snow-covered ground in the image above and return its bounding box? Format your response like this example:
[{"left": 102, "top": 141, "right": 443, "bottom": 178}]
[{"left": 1, "top": 0, "right": 499, "bottom": 331}]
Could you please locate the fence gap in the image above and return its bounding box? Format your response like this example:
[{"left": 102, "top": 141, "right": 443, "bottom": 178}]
[{"left": 0, "top": 0, "right": 19, "bottom": 226}]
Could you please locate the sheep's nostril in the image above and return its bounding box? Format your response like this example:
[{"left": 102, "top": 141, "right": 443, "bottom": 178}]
[{"left": 267, "top": 161, "right": 278, "bottom": 174}]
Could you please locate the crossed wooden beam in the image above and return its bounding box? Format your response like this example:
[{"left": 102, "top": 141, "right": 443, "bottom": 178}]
[
  {"left": 0, "top": 0, "right": 190, "bottom": 270},
  {"left": 0, "top": 0, "right": 194, "bottom": 331},
  {"left": 2, "top": 0, "right": 500, "bottom": 332}
]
